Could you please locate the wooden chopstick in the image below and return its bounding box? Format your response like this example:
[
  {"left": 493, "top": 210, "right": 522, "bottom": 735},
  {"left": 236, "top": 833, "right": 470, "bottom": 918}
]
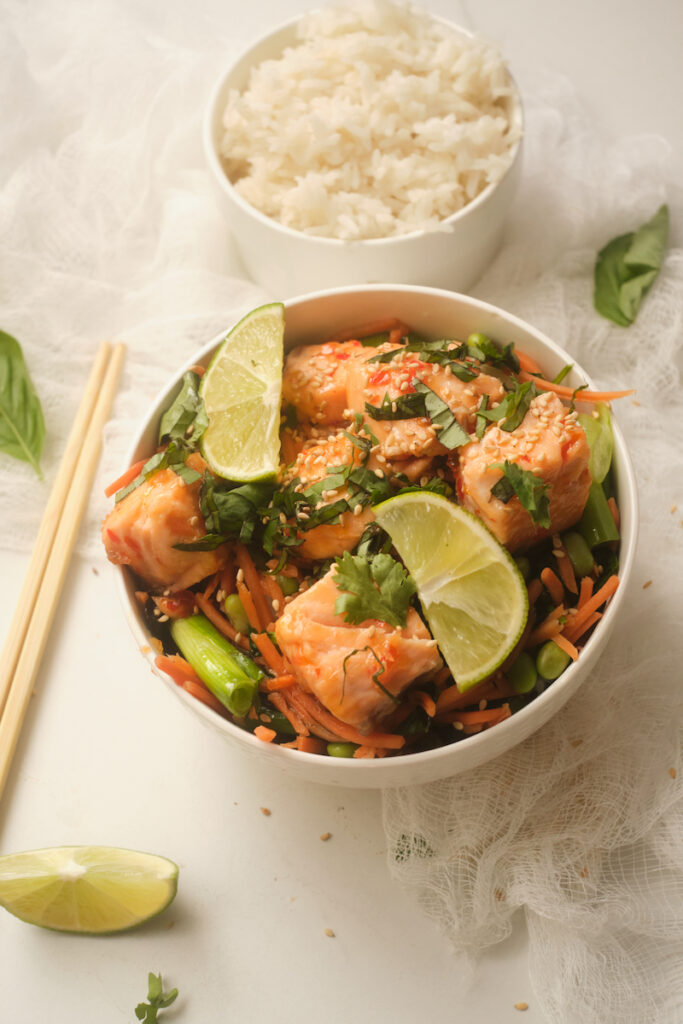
[{"left": 0, "top": 342, "right": 125, "bottom": 800}]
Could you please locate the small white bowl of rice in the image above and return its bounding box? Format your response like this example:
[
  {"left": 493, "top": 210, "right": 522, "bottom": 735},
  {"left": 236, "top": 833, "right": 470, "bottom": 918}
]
[{"left": 204, "top": 1, "right": 523, "bottom": 296}]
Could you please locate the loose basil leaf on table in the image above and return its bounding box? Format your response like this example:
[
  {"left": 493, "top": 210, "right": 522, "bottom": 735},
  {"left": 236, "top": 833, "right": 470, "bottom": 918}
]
[
  {"left": 0, "top": 329, "right": 46, "bottom": 478},
  {"left": 594, "top": 204, "right": 669, "bottom": 326}
]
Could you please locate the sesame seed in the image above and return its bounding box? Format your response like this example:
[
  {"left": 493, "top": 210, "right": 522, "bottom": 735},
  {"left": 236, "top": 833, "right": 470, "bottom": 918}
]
[
  {"left": 272, "top": 599, "right": 280, "bottom": 612},
  {"left": 260, "top": 807, "right": 271, "bottom": 816},
  {"left": 353, "top": 503, "right": 363, "bottom": 516},
  {"left": 236, "top": 568, "right": 244, "bottom": 583},
  {"left": 374, "top": 469, "right": 384, "bottom": 479},
  {"left": 514, "top": 1002, "right": 529, "bottom": 1012},
  {"left": 158, "top": 614, "right": 169, "bottom": 623},
  {"left": 454, "top": 721, "right": 465, "bottom": 731},
  {"left": 324, "top": 928, "right": 335, "bottom": 938},
  {"left": 234, "top": 632, "right": 242, "bottom": 643},
  {"left": 320, "top": 832, "right": 332, "bottom": 841},
  {"left": 479, "top": 699, "right": 487, "bottom": 710}
]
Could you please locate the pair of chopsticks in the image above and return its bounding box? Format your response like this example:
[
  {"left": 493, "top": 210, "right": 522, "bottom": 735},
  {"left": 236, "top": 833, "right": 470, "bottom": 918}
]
[{"left": 0, "top": 341, "right": 125, "bottom": 801}]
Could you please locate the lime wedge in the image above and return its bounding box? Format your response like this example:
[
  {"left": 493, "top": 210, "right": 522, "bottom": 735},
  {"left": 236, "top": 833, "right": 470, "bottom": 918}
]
[
  {"left": 0, "top": 846, "right": 178, "bottom": 933},
  {"left": 200, "top": 302, "right": 285, "bottom": 481},
  {"left": 374, "top": 493, "right": 528, "bottom": 691}
]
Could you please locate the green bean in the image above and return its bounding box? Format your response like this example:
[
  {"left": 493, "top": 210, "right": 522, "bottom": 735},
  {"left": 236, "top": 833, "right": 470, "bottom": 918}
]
[
  {"left": 171, "top": 615, "right": 262, "bottom": 717},
  {"left": 327, "top": 742, "right": 357, "bottom": 758},
  {"left": 535, "top": 640, "right": 571, "bottom": 681},
  {"left": 223, "top": 593, "right": 250, "bottom": 636},
  {"left": 579, "top": 482, "right": 619, "bottom": 549},
  {"left": 561, "top": 531, "right": 595, "bottom": 578},
  {"left": 276, "top": 574, "right": 299, "bottom": 597},
  {"left": 514, "top": 556, "right": 531, "bottom": 581},
  {"left": 507, "top": 652, "right": 537, "bottom": 694}
]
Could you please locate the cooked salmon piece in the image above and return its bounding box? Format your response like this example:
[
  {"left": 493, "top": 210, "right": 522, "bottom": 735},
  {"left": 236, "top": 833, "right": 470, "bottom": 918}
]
[
  {"left": 282, "top": 433, "right": 374, "bottom": 560},
  {"left": 275, "top": 568, "right": 442, "bottom": 733},
  {"left": 282, "top": 340, "right": 364, "bottom": 425},
  {"left": 455, "top": 391, "right": 591, "bottom": 551},
  {"left": 102, "top": 452, "right": 229, "bottom": 591},
  {"left": 345, "top": 345, "right": 505, "bottom": 461}
]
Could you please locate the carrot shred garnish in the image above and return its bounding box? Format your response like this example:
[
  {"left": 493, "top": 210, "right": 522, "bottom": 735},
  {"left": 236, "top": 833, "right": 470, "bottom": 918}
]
[
  {"left": 252, "top": 633, "right": 289, "bottom": 677},
  {"left": 194, "top": 593, "right": 249, "bottom": 648},
  {"left": 104, "top": 457, "right": 147, "bottom": 498},
  {"left": 203, "top": 572, "right": 219, "bottom": 600},
  {"left": 541, "top": 567, "right": 564, "bottom": 605},
  {"left": 155, "top": 654, "right": 202, "bottom": 688},
  {"left": 296, "top": 736, "right": 327, "bottom": 755},
  {"left": 554, "top": 543, "right": 578, "bottom": 594},
  {"left": 236, "top": 545, "right": 275, "bottom": 631},
  {"left": 553, "top": 634, "right": 579, "bottom": 661},
  {"left": 432, "top": 666, "right": 453, "bottom": 689},
  {"left": 268, "top": 691, "right": 310, "bottom": 737},
  {"left": 236, "top": 580, "right": 262, "bottom": 632},
  {"left": 182, "top": 679, "right": 225, "bottom": 714},
  {"left": 263, "top": 674, "right": 296, "bottom": 692},
  {"left": 562, "top": 575, "right": 619, "bottom": 642},
  {"left": 565, "top": 610, "right": 603, "bottom": 643},
  {"left": 518, "top": 371, "right": 634, "bottom": 403},
  {"left": 435, "top": 677, "right": 515, "bottom": 715},
  {"left": 220, "top": 556, "right": 236, "bottom": 597},
  {"left": 289, "top": 689, "right": 405, "bottom": 749},
  {"left": 327, "top": 317, "right": 409, "bottom": 343},
  {"left": 527, "top": 603, "right": 566, "bottom": 647},
  {"left": 135, "top": 590, "right": 149, "bottom": 607},
  {"left": 254, "top": 725, "right": 277, "bottom": 743},
  {"left": 260, "top": 573, "right": 286, "bottom": 618},
  {"left": 450, "top": 706, "right": 511, "bottom": 726},
  {"left": 578, "top": 576, "right": 594, "bottom": 609},
  {"left": 527, "top": 578, "right": 543, "bottom": 605},
  {"left": 188, "top": 363, "right": 206, "bottom": 377},
  {"left": 413, "top": 691, "right": 437, "bottom": 717},
  {"left": 607, "top": 497, "right": 620, "bottom": 530},
  {"left": 515, "top": 350, "right": 544, "bottom": 375}
]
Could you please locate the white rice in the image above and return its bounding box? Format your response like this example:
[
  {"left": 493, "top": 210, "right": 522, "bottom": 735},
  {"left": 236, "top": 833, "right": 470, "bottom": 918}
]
[{"left": 219, "top": 0, "right": 521, "bottom": 241}]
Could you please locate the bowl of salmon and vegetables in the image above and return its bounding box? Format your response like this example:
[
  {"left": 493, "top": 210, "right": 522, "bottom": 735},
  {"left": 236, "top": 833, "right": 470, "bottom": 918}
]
[{"left": 102, "top": 286, "right": 637, "bottom": 787}]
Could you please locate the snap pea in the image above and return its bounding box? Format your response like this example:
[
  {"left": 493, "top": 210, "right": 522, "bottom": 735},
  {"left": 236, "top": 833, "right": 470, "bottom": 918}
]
[
  {"left": 171, "top": 615, "right": 262, "bottom": 717},
  {"left": 327, "top": 742, "right": 357, "bottom": 758},
  {"left": 535, "top": 640, "right": 571, "bottom": 680},
  {"left": 561, "top": 531, "right": 595, "bottom": 578},
  {"left": 507, "top": 652, "right": 537, "bottom": 694},
  {"left": 223, "top": 593, "right": 250, "bottom": 636},
  {"left": 578, "top": 481, "right": 619, "bottom": 549}
]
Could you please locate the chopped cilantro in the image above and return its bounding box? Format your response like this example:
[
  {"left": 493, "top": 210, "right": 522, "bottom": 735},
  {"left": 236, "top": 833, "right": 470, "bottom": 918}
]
[
  {"left": 490, "top": 460, "right": 551, "bottom": 528},
  {"left": 333, "top": 551, "right": 416, "bottom": 628},
  {"left": 478, "top": 381, "right": 537, "bottom": 433}
]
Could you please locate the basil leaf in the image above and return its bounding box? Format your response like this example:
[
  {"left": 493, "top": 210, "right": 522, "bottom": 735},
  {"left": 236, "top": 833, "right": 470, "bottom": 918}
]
[
  {"left": 365, "top": 392, "right": 426, "bottom": 420},
  {"left": 115, "top": 441, "right": 196, "bottom": 503},
  {"left": 173, "top": 533, "right": 228, "bottom": 551},
  {"left": 479, "top": 381, "right": 536, "bottom": 433},
  {"left": 0, "top": 330, "right": 45, "bottom": 478},
  {"left": 491, "top": 460, "right": 550, "bottom": 528},
  {"left": 594, "top": 205, "right": 669, "bottom": 326},
  {"left": 467, "top": 332, "right": 520, "bottom": 373},
  {"left": 412, "top": 380, "right": 470, "bottom": 450},
  {"left": 158, "top": 371, "right": 208, "bottom": 445}
]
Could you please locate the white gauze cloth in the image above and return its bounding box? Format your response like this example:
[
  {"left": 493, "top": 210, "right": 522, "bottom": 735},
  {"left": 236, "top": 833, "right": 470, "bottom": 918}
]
[{"left": 0, "top": 5, "right": 681, "bottom": 1023}]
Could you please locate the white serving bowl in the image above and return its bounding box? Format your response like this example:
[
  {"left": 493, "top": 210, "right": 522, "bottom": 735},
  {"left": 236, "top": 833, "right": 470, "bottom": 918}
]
[
  {"left": 116, "top": 285, "right": 637, "bottom": 788},
  {"left": 203, "top": 15, "right": 523, "bottom": 297}
]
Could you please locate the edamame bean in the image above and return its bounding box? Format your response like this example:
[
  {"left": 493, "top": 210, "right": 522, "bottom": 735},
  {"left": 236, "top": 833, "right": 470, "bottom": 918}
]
[
  {"left": 561, "top": 531, "right": 595, "bottom": 578},
  {"left": 327, "top": 742, "right": 357, "bottom": 758},
  {"left": 535, "top": 641, "right": 571, "bottom": 680},
  {"left": 224, "top": 593, "right": 250, "bottom": 636},
  {"left": 507, "top": 652, "right": 537, "bottom": 694},
  {"left": 514, "top": 556, "right": 531, "bottom": 581},
  {"left": 276, "top": 574, "right": 299, "bottom": 597}
]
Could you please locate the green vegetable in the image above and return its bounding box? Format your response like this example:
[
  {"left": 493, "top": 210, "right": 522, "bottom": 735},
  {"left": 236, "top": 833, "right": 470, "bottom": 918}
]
[
  {"left": 578, "top": 403, "right": 613, "bottom": 483},
  {"left": 536, "top": 641, "right": 571, "bottom": 680},
  {"left": 0, "top": 329, "right": 46, "bottom": 478},
  {"left": 333, "top": 551, "right": 416, "bottom": 628},
  {"left": 224, "top": 593, "right": 250, "bottom": 635},
  {"left": 514, "top": 556, "right": 531, "bottom": 581},
  {"left": 594, "top": 204, "right": 669, "bottom": 326},
  {"left": 327, "top": 742, "right": 357, "bottom": 758},
  {"left": 478, "top": 380, "right": 537, "bottom": 433},
  {"left": 578, "top": 481, "right": 619, "bottom": 549},
  {"left": 561, "top": 531, "right": 595, "bottom": 578},
  {"left": 507, "top": 652, "right": 537, "bottom": 694},
  {"left": 171, "top": 615, "right": 261, "bottom": 716},
  {"left": 135, "top": 973, "right": 178, "bottom": 1022},
  {"left": 276, "top": 574, "right": 299, "bottom": 597},
  {"left": 490, "top": 461, "right": 551, "bottom": 528},
  {"left": 117, "top": 441, "right": 201, "bottom": 504},
  {"left": 158, "top": 370, "right": 208, "bottom": 445},
  {"left": 466, "top": 332, "right": 520, "bottom": 372},
  {"left": 412, "top": 380, "right": 470, "bottom": 449},
  {"left": 365, "top": 391, "right": 426, "bottom": 420}
]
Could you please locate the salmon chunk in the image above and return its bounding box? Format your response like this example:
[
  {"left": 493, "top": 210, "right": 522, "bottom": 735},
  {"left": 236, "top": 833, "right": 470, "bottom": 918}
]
[
  {"left": 282, "top": 340, "right": 364, "bottom": 425},
  {"left": 102, "top": 453, "right": 228, "bottom": 590},
  {"left": 282, "top": 433, "right": 374, "bottom": 560},
  {"left": 275, "top": 569, "right": 442, "bottom": 733},
  {"left": 456, "top": 391, "right": 591, "bottom": 551}
]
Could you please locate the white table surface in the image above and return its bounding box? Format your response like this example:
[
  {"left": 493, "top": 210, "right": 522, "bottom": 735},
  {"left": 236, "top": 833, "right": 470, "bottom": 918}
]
[{"left": 1, "top": 1, "right": 680, "bottom": 1021}]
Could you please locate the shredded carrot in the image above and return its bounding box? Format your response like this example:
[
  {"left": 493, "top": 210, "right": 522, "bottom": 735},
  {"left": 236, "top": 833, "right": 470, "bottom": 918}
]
[
  {"left": 578, "top": 575, "right": 594, "bottom": 609},
  {"left": 541, "top": 567, "right": 564, "bottom": 605},
  {"left": 262, "top": 674, "right": 296, "bottom": 692},
  {"left": 562, "top": 575, "right": 619, "bottom": 642},
  {"left": 135, "top": 590, "right": 149, "bottom": 607},
  {"left": 607, "top": 497, "right": 620, "bottom": 530},
  {"left": 327, "top": 317, "right": 410, "bottom": 343},
  {"left": 188, "top": 363, "right": 206, "bottom": 377},
  {"left": 252, "top": 633, "right": 289, "bottom": 677},
  {"left": 388, "top": 327, "right": 404, "bottom": 345},
  {"left": 260, "top": 573, "right": 286, "bottom": 618},
  {"left": 220, "top": 556, "right": 235, "bottom": 597},
  {"left": 203, "top": 572, "right": 219, "bottom": 600},
  {"left": 564, "top": 610, "right": 603, "bottom": 643},
  {"left": 527, "top": 578, "right": 543, "bottom": 605},
  {"left": 236, "top": 545, "right": 277, "bottom": 631},
  {"left": 104, "top": 457, "right": 147, "bottom": 498},
  {"left": 182, "top": 678, "right": 225, "bottom": 714},
  {"left": 451, "top": 705, "right": 511, "bottom": 726},
  {"left": 518, "top": 370, "right": 634, "bottom": 403},
  {"left": 236, "top": 580, "right": 262, "bottom": 632},
  {"left": 289, "top": 689, "right": 406, "bottom": 749},
  {"left": 155, "top": 654, "right": 202, "bottom": 688},
  {"left": 554, "top": 544, "right": 578, "bottom": 595},
  {"left": 269, "top": 691, "right": 310, "bottom": 737},
  {"left": 432, "top": 665, "right": 453, "bottom": 689},
  {"left": 435, "top": 677, "right": 515, "bottom": 715},
  {"left": 254, "top": 725, "right": 277, "bottom": 743},
  {"left": 195, "top": 593, "right": 249, "bottom": 648},
  {"left": 296, "top": 736, "right": 327, "bottom": 755},
  {"left": 515, "top": 350, "right": 544, "bottom": 375},
  {"left": 527, "top": 603, "right": 566, "bottom": 647},
  {"left": 553, "top": 634, "right": 579, "bottom": 661},
  {"left": 353, "top": 746, "right": 377, "bottom": 759},
  {"left": 412, "top": 691, "right": 437, "bottom": 717},
  {"left": 279, "top": 739, "right": 299, "bottom": 749}
]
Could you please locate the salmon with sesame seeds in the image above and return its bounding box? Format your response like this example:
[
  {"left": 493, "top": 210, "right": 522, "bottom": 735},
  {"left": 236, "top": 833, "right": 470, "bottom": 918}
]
[
  {"left": 282, "top": 340, "right": 364, "bottom": 425},
  {"left": 456, "top": 392, "right": 591, "bottom": 551},
  {"left": 101, "top": 452, "right": 230, "bottom": 591},
  {"left": 275, "top": 568, "right": 442, "bottom": 733}
]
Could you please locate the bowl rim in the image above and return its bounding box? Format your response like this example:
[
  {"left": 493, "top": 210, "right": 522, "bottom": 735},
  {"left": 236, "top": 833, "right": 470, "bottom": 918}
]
[
  {"left": 202, "top": 10, "right": 525, "bottom": 249},
  {"left": 114, "top": 284, "right": 639, "bottom": 781}
]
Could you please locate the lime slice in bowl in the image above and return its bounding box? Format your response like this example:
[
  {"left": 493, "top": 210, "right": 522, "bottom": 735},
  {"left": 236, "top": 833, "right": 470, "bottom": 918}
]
[
  {"left": 0, "top": 846, "right": 178, "bottom": 933},
  {"left": 200, "top": 302, "right": 285, "bottom": 481},
  {"left": 374, "top": 492, "right": 528, "bottom": 691}
]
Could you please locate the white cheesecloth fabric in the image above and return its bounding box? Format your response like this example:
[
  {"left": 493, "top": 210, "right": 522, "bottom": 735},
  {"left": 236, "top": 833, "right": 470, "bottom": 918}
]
[{"left": 1, "top": 3, "right": 681, "bottom": 1022}]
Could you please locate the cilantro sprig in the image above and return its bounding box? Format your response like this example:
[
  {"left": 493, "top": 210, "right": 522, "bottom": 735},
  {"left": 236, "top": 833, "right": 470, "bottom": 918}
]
[
  {"left": 490, "top": 461, "right": 551, "bottom": 528},
  {"left": 333, "top": 552, "right": 416, "bottom": 628},
  {"left": 135, "top": 973, "right": 178, "bottom": 1023}
]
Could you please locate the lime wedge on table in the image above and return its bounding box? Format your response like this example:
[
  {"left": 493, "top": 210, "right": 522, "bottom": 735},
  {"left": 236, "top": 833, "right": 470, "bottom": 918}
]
[
  {"left": 0, "top": 846, "right": 178, "bottom": 933},
  {"left": 200, "top": 302, "right": 285, "bottom": 481},
  {"left": 374, "top": 493, "right": 528, "bottom": 691}
]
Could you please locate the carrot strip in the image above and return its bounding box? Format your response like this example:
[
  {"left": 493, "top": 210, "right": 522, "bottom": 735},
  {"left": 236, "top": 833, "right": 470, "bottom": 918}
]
[
  {"left": 413, "top": 691, "right": 437, "bottom": 717},
  {"left": 607, "top": 497, "right": 620, "bottom": 530},
  {"left": 519, "top": 371, "right": 634, "bottom": 403},
  {"left": 155, "top": 654, "right": 203, "bottom": 688},
  {"left": 565, "top": 610, "right": 602, "bottom": 643},
  {"left": 236, "top": 580, "right": 262, "bottom": 632},
  {"left": 260, "top": 573, "right": 286, "bottom": 618},
  {"left": 562, "top": 575, "right": 619, "bottom": 641},
  {"left": 432, "top": 665, "right": 453, "bottom": 689},
  {"left": 236, "top": 545, "right": 273, "bottom": 631},
  {"left": 353, "top": 746, "right": 377, "bottom": 759},
  {"left": 104, "top": 457, "right": 148, "bottom": 498},
  {"left": 541, "top": 567, "right": 564, "bottom": 605},
  {"left": 451, "top": 706, "right": 511, "bottom": 726},
  {"left": 515, "top": 350, "right": 544, "bottom": 375},
  {"left": 527, "top": 603, "right": 566, "bottom": 647},
  {"left": 553, "top": 634, "right": 579, "bottom": 661},
  {"left": 290, "top": 689, "right": 405, "bottom": 749},
  {"left": 554, "top": 544, "right": 578, "bottom": 595},
  {"left": 220, "top": 556, "right": 236, "bottom": 597},
  {"left": 435, "top": 677, "right": 514, "bottom": 715},
  {"left": 195, "top": 593, "right": 249, "bottom": 648},
  {"left": 262, "top": 674, "right": 296, "bottom": 692},
  {"left": 188, "top": 363, "right": 206, "bottom": 377},
  {"left": 578, "top": 576, "right": 594, "bottom": 609},
  {"left": 183, "top": 678, "right": 225, "bottom": 714},
  {"left": 252, "top": 633, "right": 289, "bottom": 677},
  {"left": 254, "top": 725, "right": 277, "bottom": 743},
  {"left": 327, "top": 317, "right": 410, "bottom": 343},
  {"left": 135, "top": 590, "right": 149, "bottom": 607},
  {"left": 268, "top": 691, "right": 310, "bottom": 737},
  {"left": 296, "top": 736, "right": 327, "bottom": 755},
  {"left": 203, "top": 573, "right": 219, "bottom": 600},
  {"left": 527, "top": 578, "right": 543, "bottom": 605}
]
